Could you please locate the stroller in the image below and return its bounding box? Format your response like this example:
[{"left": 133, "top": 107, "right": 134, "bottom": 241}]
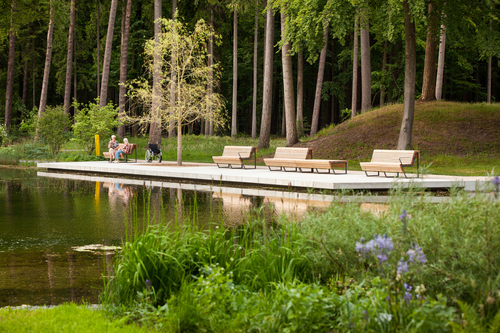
[{"left": 145, "top": 143, "right": 162, "bottom": 163}]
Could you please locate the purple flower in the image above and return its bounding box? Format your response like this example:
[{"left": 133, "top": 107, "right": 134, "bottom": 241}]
[
  {"left": 404, "top": 283, "right": 413, "bottom": 292},
  {"left": 404, "top": 291, "right": 412, "bottom": 302},
  {"left": 407, "top": 244, "right": 427, "bottom": 264},
  {"left": 397, "top": 260, "right": 409, "bottom": 274},
  {"left": 145, "top": 279, "right": 152, "bottom": 290},
  {"left": 492, "top": 176, "right": 500, "bottom": 186},
  {"left": 399, "top": 210, "right": 408, "bottom": 222}
]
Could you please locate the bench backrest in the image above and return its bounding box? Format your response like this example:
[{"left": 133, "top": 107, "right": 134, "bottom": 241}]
[
  {"left": 117, "top": 143, "right": 136, "bottom": 153},
  {"left": 371, "top": 149, "right": 419, "bottom": 165},
  {"left": 222, "top": 146, "right": 256, "bottom": 158},
  {"left": 273, "top": 147, "right": 313, "bottom": 159}
]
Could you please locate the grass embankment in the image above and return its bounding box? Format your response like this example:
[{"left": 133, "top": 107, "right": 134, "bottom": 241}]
[
  {"left": 0, "top": 304, "right": 152, "bottom": 333},
  {"left": 301, "top": 101, "right": 500, "bottom": 175},
  {"left": 1, "top": 101, "right": 498, "bottom": 175}
]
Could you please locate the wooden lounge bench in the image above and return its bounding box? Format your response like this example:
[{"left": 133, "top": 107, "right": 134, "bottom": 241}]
[
  {"left": 212, "top": 146, "right": 257, "bottom": 169},
  {"left": 103, "top": 143, "right": 138, "bottom": 163},
  {"left": 294, "top": 159, "right": 348, "bottom": 174},
  {"left": 264, "top": 147, "right": 313, "bottom": 172},
  {"left": 359, "top": 149, "right": 420, "bottom": 178},
  {"left": 264, "top": 147, "right": 348, "bottom": 174}
]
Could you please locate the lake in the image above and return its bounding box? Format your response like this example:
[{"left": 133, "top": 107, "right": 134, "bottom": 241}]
[{"left": 0, "top": 168, "right": 340, "bottom": 307}]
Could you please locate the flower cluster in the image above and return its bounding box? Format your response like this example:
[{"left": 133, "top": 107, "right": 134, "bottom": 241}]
[{"left": 356, "top": 234, "right": 394, "bottom": 264}]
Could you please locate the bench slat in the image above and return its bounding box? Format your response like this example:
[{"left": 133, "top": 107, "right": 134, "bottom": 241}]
[{"left": 273, "top": 147, "right": 312, "bottom": 159}]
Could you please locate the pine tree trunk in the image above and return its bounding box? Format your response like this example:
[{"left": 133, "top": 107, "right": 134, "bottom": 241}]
[
  {"left": 149, "top": 0, "right": 162, "bottom": 144},
  {"left": 360, "top": 5, "right": 371, "bottom": 113},
  {"left": 351, "top": 13, "right": 358, "bottom": 118},
  {"left": 169, "top": 0, "right": 177, "bottom": 138},
  {"left": 99, "top": 0, "right": 118, "bottom": 108},
  {"left": 38, "top": 1, "right": 54, "bottom": 117},
  {"left": 310, "top": 25, "right": 329, "bottom": 136},
  {"left": 96, "top": 0, "right": 100, "bottom": 98},
  {"left": 231, "top": 9, "right": 238, "bottom": 137},
  {"left": 487, "top": 19, "right": 492, "bottom": 103},
  {"left": 64, "top": 0, "right": 76, "bottom": 115},
  {"left": 380, "top": 40, "right": 388, "bottom": 107},
  {"left": 435, "top": 23, "right": 446, "bottom": 100},
  {"left": 397, "top": 0, "right": 417, "bottom": 150},
  {"left": 280, "top": 10, "right": 298, "bottom": 146},
  {"left": 23, "top": 52, "right": 29, "bottom": 110},
  {"left": 206, "top": 4, "right": 214, "bottom": 136},
  {"left": 258, "top": 0, "right": 274, "bottom": 149},
  {"left": 251, "top": 2, "right": 258, "bottom": 140},
  {"left": 118, "top": 0, "right": 132, "bottom": 138},
  {"left": 420, "top": 2, "right": 438, "bottom": 101},
  {"left": 4, "top": 0, "right": 16, "bottom": 133},
  {"left": 296, "top": 50, "right": 304, "bottom": 137}
]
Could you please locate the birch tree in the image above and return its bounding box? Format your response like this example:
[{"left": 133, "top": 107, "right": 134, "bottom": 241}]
[{"left": 129, "top": 19, "right": 225, "bottom": 165}]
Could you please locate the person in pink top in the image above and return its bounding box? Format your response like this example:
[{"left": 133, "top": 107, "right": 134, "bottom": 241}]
[{"left": 113, "top": 138, "right": 131, "bottom": 163}]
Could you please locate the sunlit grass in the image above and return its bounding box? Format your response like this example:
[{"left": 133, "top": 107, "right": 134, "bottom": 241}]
[{"left": 0, "top": 303, "right": 155, "bottom": 333}]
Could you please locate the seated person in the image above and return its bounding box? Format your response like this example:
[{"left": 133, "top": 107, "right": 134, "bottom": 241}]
[
  {"left": 113, "top": 138, "right": 131, "bottom": 163},
  {"left": 108, "top": 135, "right": 120, "bottom": 162}
]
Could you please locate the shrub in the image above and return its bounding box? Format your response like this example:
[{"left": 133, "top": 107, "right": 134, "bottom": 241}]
[
  {"left": 0, "top": 124, "right": 8, "bottom": 146},
  {"left": 72, "top": 99, "right": 120, "bottom": 155},
  {"left": 37, "top": 105, "right": 71, "bottom": 156}
]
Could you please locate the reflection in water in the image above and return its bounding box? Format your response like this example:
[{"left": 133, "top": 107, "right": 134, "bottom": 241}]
[{"left": 0, "top": 170, "right": 406, "bottom": 307}]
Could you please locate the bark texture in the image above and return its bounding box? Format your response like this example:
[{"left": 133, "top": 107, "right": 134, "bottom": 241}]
[
  {"left": 310, "top": 25, "right": 329, "bottom": 136},
  {"left": 280, "top": 10, "right": 298, "bottom": 147},
  {"left": 360, "top": 5, "right": 371, "bottom": 113},
  {"left": 4, "top": 1, "right": 16, "bottom": 133},
  {"left": 231, "top": 9, "right": 238, "bottom": 137},
  {"left": 258, "top": 1, "right": 274, "bottom": 149},
  {"left": 420, "top": 2, "right": 438, "bottom": 101},
  {"left": 149, "top": 0, "right": 162, "bottom": 144},
  {"left": 118, "top": 0, "right": 132, "bottom": 138},
  {"left": 99, "top": 0, "right": 118, "bottom": 108},
  {"left": 64, "top": 0, "right": 76, "bottom": 115},
  {"left": 351, "top": 13, "right": 358, "bottom": 118},
  {"left": 38, "top": 2, "right": 55, "bottom": 117},
  {"left": 397, "top": 0, "right": 417, "bottom": 150},
  {"left": 251, "top": 3, "right": 258, "bottom": 139},
  {"left": 435, "top": 23, "right": 446, "bottom": 100}
]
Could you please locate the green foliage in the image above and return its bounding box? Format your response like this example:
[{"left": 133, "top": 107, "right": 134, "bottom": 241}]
[
  {"left": 0, "top": 146, "right": 19, "bottom": 165},
  {"left": 0, "top": 125, "right": 7, "bottom": 146},
  {"left": 335, "top": 277, "right": 455, "bottom": 332},
  {"left": 36, "top": 105, "right": 71, "bottom": 156},
  {"left": 18, "top": 107, "right": 39, "bottom": 139},
  {"left": 450, "top": 300, "right": 500, "bottom": 333},
  {"left": 72, "top": 99, "right": 120, "bottom": 155}
]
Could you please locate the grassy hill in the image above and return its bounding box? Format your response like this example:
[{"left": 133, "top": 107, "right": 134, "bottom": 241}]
[{"left": 296, "top": 101, "right": 500, "bottom": 176}]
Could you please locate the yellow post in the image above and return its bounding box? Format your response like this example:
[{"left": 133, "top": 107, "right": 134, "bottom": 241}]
[{"left": 95, "top": 135, "right": 100, "bottom": 156}]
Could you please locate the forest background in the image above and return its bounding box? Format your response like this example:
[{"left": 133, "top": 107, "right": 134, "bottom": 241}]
[{"left": 1, "top": 0, "right": 499, "bottom": 150}]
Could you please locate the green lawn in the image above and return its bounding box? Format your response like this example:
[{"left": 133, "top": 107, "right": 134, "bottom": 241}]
[{"left": 0, "top": 304, "right": 154, "bottom": 333}]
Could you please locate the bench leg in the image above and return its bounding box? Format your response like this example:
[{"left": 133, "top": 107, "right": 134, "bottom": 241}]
[
  {"left": 216, "top": 163, "right": 232, "bottom": 168},
  {"left": 364, "top": 171, "right": 381, "bottom": 177},
  {"left": 230, "top": 164, "right": 245, "bottom": 169},
  {"left": 268, "top": 166, "right": 283, "bottom": 171}
]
